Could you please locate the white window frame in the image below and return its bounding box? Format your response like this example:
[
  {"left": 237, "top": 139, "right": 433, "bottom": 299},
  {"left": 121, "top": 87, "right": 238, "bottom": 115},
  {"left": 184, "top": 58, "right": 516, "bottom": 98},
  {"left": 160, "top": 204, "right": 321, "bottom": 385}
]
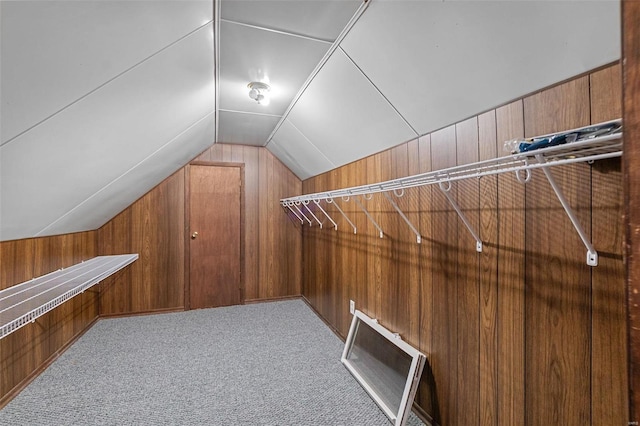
[{"left": 341, "top": 310, "right": 426, "bottom": 426}]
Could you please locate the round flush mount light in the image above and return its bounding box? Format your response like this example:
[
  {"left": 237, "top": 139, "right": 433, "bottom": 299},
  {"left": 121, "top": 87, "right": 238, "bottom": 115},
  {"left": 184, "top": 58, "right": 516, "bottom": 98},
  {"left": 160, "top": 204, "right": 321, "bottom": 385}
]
[{"left": 247, "top": 81, "right": 271, "bottom": 106}]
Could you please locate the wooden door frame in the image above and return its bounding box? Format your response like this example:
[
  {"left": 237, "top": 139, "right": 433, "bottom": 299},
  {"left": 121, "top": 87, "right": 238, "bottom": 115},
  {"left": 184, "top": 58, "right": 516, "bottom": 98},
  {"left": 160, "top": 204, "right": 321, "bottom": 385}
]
[{"left": 184, "top": 161, "right": 245, "bottom": 310}]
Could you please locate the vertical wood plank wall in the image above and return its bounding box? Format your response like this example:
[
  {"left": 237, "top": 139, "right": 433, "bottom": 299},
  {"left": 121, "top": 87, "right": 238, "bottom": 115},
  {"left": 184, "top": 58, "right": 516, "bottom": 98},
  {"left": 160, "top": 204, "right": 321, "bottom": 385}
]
[
  {"left": 99, "top": 144, "right": 301, "bottom": 315},
  {"left": 301, "top": 64, "right": 627, "bottom": 426},
  {"left": 0, "top": 232, "right": 98, "bottom": 405},
  {"left": 0, "top": 145, "right": 300, "bottom": 404},
  {"left": 623, "top": 0, "right": 640, "bottom": 420}
]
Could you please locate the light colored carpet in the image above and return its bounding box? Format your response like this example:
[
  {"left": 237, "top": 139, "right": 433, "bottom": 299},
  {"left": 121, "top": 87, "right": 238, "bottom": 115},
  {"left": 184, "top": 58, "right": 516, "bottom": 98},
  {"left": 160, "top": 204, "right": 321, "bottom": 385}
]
[{"left": 0, "top": 300, "right": 425, "bottom": 425}]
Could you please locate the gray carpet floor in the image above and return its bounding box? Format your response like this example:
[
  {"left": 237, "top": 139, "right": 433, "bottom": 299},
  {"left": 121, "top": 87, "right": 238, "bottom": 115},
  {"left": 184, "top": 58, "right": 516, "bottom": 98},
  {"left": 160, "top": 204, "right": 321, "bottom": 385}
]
[{"left": 0, "top": 300, "right": 425, "bottom": 425}]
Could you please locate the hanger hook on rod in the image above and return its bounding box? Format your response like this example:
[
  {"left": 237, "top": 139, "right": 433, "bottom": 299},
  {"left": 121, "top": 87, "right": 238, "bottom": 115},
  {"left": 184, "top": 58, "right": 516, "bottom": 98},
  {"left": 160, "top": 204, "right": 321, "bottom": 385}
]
[{"left": 393, "top": 188, "right": 405, "bottom": 197}]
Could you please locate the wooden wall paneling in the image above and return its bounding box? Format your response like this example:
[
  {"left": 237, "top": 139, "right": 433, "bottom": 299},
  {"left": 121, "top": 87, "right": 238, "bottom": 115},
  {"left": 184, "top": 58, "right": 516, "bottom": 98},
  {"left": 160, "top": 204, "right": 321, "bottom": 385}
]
[
  {"left": 100, "top": 170, "right": 185, "bottom": 315},
  {"left": 325, "top": 169, "right": 339, "bottom": 329},
  {"left": 301, "top": 177, "right": 316, "bottom": 309},
  {"left": 347, "top": 158, "right": 372, "bottom": 324},
  {"left": 99, "top": 207, "right": 133, "bottom": 314},
  {"left": 454, "top": 116, "right": 481, "bottom": 425},
  {"left": 231, "top": 145, "right": 244, "bottom": 163},
  {"left": 193, "top": 144, "right": 301, "bottom": 303},
  {"left": 523, "top": 77, "right": 592, "bottom": 425},
  {"left": 364, "top": 154, "right": 383, "bottom": 320},
  {"left": 347, "top": 158, "right": 369, "bottom": 320},
  {"left": 70, "top": 234, "right": 86, "bottom": 335},
  {"left": 243, "top": 146, "right": 260, "bottom": 300},
  {"left": 430, "top": 125, "right": 459, "bottom": 426},
  {"left": 318, "top": 170, "right": 334, "bottom": 323},
  {"left": 222, "top": 144, "right": 234, "bottom": 162},
  {"left": 591, "top": 64, "right": 622, "bottom": 125},
  {"left": 209, "top": 143, "right": 224, "bottom": 161},
  {"left": 590, "top": 65, "right": 628, "bottom": 424},
  {"left": 378, "top": 145, "right": 407, "bottom": 341},
  {"left": 478, "top": 110, "right": 499, "bottom": 426},
  {"left": 258, "top": 148, "right": 276, "bottom": 299},
  {"left": 0, "top": 231, "right": 97, "bottom": 405},
  {"left": 166, "top": 171, "right": 186, "bottom": 308},
  {"left": 331, "top": 166, "right": 348, "bottom": 336},
  {"left": 378, "top": 148, "right": 397, "bottom": 333},
  {"left": 415, "top": 134, "right": 438, "bottom": 421},
  {"left": 30, "top": 238, "right": 55, "bottom": 368},
  {"left": 404, "top": 139, "right": 422, "bottom": 350},
  {"left": 48, "top": 234, "right": 77, "bottom": 355},
  {"left": 623, "top": 2, "right": 640, "bottom": 417},
  {"left": 130, "top": 193, "right": 150, "bottom": 312},
  {"left": 184, "top": 165, "right": 191, "bottom": 309},
  {"left": 495, "top": 100, "right": 526, "bottom": 426},
  {"left": 148, "top": 170, "right": 184, "bottom": 310},
  {"left": 288, "top": 166, "right": 302, "bottom": 296},
  {"left": 0, "top": 239, "right": 35, "bottom": 398},
  {"left": 78, "top": 231, "right": 99, "bottom": 333},
  {"left": 305, "top": 171, "right": 323, "bottom": 316},
  {"left": 274, "top": 149, "right": 285, "bottom": 301}
]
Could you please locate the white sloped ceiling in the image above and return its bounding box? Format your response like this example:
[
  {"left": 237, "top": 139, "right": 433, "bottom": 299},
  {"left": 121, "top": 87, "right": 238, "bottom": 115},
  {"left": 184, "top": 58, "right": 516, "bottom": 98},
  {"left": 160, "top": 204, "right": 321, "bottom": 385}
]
[
  {"left": 217, "top": 0, "right": 361, "bottom": 146},
  {"left": 0, "top": 0, "right": 215, "bottom": 241},
  {"left": 339, "top": 0, "right": 621, "bottom": 137},
  {"left": 0, "top": 0, "right": 622, "bottom": 241},
  {"left": 268, "top": 0, "right": 621, "bottom": 179}
]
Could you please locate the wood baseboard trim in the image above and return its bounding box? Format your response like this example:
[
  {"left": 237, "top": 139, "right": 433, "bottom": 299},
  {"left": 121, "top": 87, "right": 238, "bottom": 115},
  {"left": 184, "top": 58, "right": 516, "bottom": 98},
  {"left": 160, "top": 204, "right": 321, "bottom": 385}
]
[
  {"left": 299, "top": 295, "right": 346, "bottom": 342},
  {"left": 243, "top": 295, "right": 301, "bottom": 304},
  {"left": 99, "top": 307, "right": 185, "bottom": 319},
  {"left": 0, "top": 315, "right": 100, "bottom": 410},
  {"left": 411, "top": 401, "right": 436, "bottom": 426}
]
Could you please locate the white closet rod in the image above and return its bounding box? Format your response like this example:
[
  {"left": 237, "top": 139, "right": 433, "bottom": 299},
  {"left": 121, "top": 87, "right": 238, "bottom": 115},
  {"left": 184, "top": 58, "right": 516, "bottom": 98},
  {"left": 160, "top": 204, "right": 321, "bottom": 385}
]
[{"left": 281, "top": 119, "right": 622, "bottom": 266}]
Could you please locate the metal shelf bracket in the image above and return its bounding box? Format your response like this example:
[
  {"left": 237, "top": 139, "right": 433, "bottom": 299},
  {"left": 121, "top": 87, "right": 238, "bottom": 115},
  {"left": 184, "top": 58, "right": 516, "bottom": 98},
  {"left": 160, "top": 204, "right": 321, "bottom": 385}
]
[
  {"left": 437, "top": 181, "right": 483, "bottom": 253},
  {"left": 313, "top": 200, "right": 337, "bottom": 231},
  {"left": 283, "top": 201, "right": 304, "bottom": 224},
  {"left": 383, "top": 192, "right": 421, "bottom": 244},
  {"left": 328, "top": 199, "right": 356, "bottom": 234},
  {"left": 354, "top": 196, "right": 384, "bottom": 239},
  {"left": 534, "top": 154, "right": 598, "bottom": 266},
  {"left": 293, "top": 202, "right": 313, "bottom": 226},
  {"left": 302, "top": 201, "right": 323, "bottom": 228}
]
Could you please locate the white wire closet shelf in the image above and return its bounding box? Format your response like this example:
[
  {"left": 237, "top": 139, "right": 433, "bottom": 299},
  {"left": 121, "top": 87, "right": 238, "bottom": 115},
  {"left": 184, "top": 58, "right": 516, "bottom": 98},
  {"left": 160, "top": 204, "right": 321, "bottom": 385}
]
[
  {"left": 0, "top": 254, "right": 138, "bottom": 339},
  {"left": 281, "top": 119, "right": 622, "bottom": 266}
]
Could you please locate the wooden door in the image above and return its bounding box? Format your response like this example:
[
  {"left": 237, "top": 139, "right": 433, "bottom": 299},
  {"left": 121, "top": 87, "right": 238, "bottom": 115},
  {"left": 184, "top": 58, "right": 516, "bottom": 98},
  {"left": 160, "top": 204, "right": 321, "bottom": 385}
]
[{"left": 189, "top": 165, "right": 241, "bottom": 309}]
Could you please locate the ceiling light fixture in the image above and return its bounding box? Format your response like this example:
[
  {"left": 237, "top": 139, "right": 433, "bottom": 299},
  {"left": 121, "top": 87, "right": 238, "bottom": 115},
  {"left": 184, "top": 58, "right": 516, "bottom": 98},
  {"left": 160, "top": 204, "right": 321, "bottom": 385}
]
[{"left": 247, "top": 81, "right": 271, "bottom": 106}]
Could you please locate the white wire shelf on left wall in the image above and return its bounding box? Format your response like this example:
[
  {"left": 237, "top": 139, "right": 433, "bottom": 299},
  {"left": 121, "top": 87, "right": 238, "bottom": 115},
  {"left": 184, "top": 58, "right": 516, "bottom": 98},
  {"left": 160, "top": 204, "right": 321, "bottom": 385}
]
[
  {"left": 280, "top": 119, "right": 622, "bottom": 266},
  {"left": 0, "top": 254, "right": 138, "bottom": 339}
]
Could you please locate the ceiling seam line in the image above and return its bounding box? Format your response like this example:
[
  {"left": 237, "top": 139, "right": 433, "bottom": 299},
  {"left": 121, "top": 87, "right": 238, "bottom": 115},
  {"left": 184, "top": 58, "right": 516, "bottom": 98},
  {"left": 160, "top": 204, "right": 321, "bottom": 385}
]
[
  {"left": 34, "top": 110, "right": 216, "bottom": 237},
  {"left": 218, "top": 108, "right": 282, "bottom": 118},
  {"left": 286, "top": 119, "right": 337, "bottom": 168},
  {"left": 338, "top": 46, "right": 420, "bottom": 137},
  {"left": 220, "top": 19, "right": 333, "bottom": 44},
  {"left": 262, "top": 0, "right": 371, "bottom": 148},
  {"left": 1, "top": 20, "right": 213, "bottom": 149}
]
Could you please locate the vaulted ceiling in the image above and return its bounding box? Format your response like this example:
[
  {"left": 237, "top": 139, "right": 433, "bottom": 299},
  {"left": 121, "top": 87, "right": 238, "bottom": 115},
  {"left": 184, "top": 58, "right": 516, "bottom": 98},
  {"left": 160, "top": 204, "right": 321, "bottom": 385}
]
[{"left": 0, "top": 0, "right": 620, "bottom": 242}]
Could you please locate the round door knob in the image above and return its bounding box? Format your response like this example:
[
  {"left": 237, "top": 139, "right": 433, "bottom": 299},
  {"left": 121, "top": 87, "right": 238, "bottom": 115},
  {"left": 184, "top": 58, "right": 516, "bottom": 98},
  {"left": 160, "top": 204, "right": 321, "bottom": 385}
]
[{"left": 191, "top": 231, "right": 198, "bottom": 239}]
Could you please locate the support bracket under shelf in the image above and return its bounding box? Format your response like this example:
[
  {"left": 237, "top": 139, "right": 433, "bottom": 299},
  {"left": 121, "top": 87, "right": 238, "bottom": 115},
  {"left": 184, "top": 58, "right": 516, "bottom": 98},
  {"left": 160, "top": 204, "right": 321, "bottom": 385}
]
[
  {"left": 328, "top": 199, "right": 356, "bottom": 234},
  {"left": 293, "top": 202, "right": 313, "bottom": 226},
  {"left": 437, "top": 181, "right": 483, "bottom": 253},
  {"left": 383, "top": 192, "right": 421, "bottom": 244},
  {"left": 302, "top": 201, "right": 323, "bottom": 229},
  {"left": 313, "top": 200, "right": 337, "bottom": 231},
  {"left": 283, "top": 201, "right": 304, "bottom": 224},
  {"left": 353, "top": 196, "right": 384, "bottom": 239},
  {"left": 534, "top": 154, "right": 598, "bottom": 266}
]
